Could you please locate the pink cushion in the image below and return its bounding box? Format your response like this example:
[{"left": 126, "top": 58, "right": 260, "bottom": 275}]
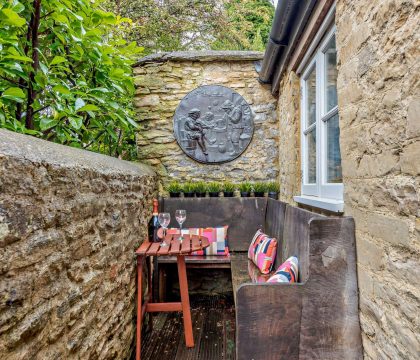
[
  {"left": 267, "top": 256, "right": 299, "bottom": 283},
  {"left": 247, "top": 260, "right": 271, "bottom": 283},
  {"left": 167, "top": 226, "right": 229, "bottom": 256},
  {"left": 247, "top": 229, "right": 277, "bottom": 274}
]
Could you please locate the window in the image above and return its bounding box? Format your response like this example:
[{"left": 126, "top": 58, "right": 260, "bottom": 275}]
[{"left": 298, "top": 26, "right": 343, "bottom": 207}]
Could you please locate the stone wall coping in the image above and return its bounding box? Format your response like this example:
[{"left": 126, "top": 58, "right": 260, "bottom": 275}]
[
  {"left": 134, "top": 50, "right": 265, "bottom": 67},
  {"left": 0, "top": 129, "right": 155, "bottom": 177}
]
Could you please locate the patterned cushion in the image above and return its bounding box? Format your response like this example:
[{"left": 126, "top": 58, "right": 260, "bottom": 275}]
[
  {"left": 247, "top": 229, "right": 277, "bottom": 274},
  {"left": 267, "top": 256, "right": 299, "bottom": 283},
  {"left": 247, "top": 260, "right": 271, "bottom": 283},
  {"left": 167, "top": 226, "right": 229, "bottom": 256}
]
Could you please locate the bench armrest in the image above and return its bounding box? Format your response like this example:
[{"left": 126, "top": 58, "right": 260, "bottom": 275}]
[{"left": 236, "top": 283, "right": 304, "bottom": 360}]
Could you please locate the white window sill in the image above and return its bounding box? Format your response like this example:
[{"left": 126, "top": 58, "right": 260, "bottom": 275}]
[{"left": 293, "top": 195, "right": 344, "bottom": 213}]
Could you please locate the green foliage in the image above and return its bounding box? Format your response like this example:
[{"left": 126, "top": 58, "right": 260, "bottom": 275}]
[
  {"left": 166, "top": 180, "right": 182, "bottom": 193},
  {"left": 212, "top": 0, "right": 275, "bottom": 51},
  {"left": 222, "top": 181, "right": 236, "bottom": 192},
  {"left": 182, "top": 181, "right": 195, "bottom": 193},
  {"left": 267, "top": 181, "right": 279, "bottom": 192},
  {"left": 207, "top": 181, "right": 222, "bottom": 192},
  {"left": 239, "top": 181, "right": 252, "bottom": 192},
  {"left": 103, "top": 0, "right": 224, "bottom": 55},
  {"left": 0, "top": 0, "right": 143, "bottom": 159},
  {"left": 103, "top": 0, "right": 274, "bottom": 54},
  {"left": 252, "top": 181, "right": 266, "bottom": 193},
  {"left": 192, "top": 181, "right": 207, "bottom": 193}
]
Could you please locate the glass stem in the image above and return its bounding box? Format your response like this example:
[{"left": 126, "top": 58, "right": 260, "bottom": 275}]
[{"left": 180, "top": 223, "right": 183, "bottom": 240}]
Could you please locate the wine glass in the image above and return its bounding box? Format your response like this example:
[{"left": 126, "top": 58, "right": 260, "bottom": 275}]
[
  {"left": 175, "top": 209, "right": 186, "bottom": 241},
  {"left": 158, "top": 212, "right": 170, "bottom": 247}
]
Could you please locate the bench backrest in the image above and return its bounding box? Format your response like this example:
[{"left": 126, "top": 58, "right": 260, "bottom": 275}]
[
  {"left": 264, "top": 198, "right": 287, "bottom": 267},
  {"left": 160, "top": 197, "right": 323, "bottom": 280},
  {"left": 159, "top": 197, "right": 267, "bottom": 252},
  {"left": 281, "top": 206, "right": 323, "bottom": 282}
]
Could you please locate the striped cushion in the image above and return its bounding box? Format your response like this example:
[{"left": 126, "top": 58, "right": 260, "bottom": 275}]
[
  {"left": 247, "top": 260, "right": 271, "bottom": 283},
  {"left": 267, "top": 256, "right": 299, "bottom": 283},
  {"left": 167, "top": 226, "right": 229, "bottom": 256},
  {"left": 247, "top": 229, "right": 277, "bottom": 274}
]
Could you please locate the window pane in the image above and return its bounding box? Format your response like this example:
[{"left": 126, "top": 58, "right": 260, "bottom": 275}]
[
  {"left": 306, "top": 129, "right": 316, "bottom": 183},
  {"left": 327, "top": 113, "right": 342, "bottom": 183},
  {"left": 325, "top": 35, "right": 337, "bottom": 112},
  {"left": 306, "top": 67, "right": 316, "bottom": 127}
]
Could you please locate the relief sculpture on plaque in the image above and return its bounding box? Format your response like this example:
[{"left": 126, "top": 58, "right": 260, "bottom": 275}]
[{"left": 173, "top": 85, "right": 254, "bottom": 164}]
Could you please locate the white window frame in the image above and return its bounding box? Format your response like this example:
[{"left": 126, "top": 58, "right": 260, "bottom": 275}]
[{"left": 296, "top": 24, "right": 343, "bottom": 210}]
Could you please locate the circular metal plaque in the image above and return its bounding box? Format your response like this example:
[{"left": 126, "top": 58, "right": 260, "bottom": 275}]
[{"left": 173, "top": 85, "right": 254, "bottom": 164}]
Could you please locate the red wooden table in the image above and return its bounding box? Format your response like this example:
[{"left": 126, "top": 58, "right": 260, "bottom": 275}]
[{"left": 135, "top": 234, "right": 210, "bottom": 360}]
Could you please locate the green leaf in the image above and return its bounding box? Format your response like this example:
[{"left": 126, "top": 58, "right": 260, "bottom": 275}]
[
  {"left": 12, "top": 2, "right": 25, "bottom": 13},
  {"left": 2, "top": 87, "right": 25, "bottom": 102},
  {"left": 34, "top": 73, "right": 46, "bottom": 88},
  {"left": 1, "top": 9, "right": 26, "bottom": 27},
  {"left": 75, "top": 98, "right": 85, "bottom": 110},
  {"left": 91, "top": 87, "right": 109, "bottom": 93},
  {"left": 77, "top": 104, "right": 99, "bottom": 112},
  {"left": 40, "top": 118, "right": 58, "bottom": 130},
  {"left": 50, "top": 56, "right": 67, "bottom": 65},
  {"left": 69, "top": 116, "right": 83, "bottom": 130},
  {"left": 4, "top": 54, "right": 33, "bottom": 62},
  {"left": 126, "top": 117, "right": 139, "bottom": 128},
  {"left": 52, "top": 13, "right": 69, "bottom": 25},
  {"left": 39, "top": 62, "right": 49, "bottom": 75},
  {"left": 52, "top": 85, "right": 71, "bottom": 94}
]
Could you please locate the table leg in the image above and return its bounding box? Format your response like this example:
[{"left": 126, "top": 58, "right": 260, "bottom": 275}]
[
  {"left": 177, "top": 255, "right": 194, "bottom": 347},
  {"left": 147, "top": 256, "right": 153, "bottom": 333},
  {"left": 137, "top": 256, "right": 144, "bottom": 360}
]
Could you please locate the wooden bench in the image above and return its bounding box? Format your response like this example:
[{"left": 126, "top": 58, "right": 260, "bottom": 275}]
[{"left": 157, "top": 197, "right": 363, "bottom": 359}]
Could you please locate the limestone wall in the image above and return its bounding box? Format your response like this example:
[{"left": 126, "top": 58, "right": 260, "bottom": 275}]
[
  {"left": 336, "top": 1, "right": 419, "bottom": 358},
  {"left": 133, "top": 51, "right": 278, "bottom": 188},
  {"left": 277, "top": 72, "right": 301, "bottom": 205},
  {"left": 0, "top": 130, "right": 157, "bottom": 359}
]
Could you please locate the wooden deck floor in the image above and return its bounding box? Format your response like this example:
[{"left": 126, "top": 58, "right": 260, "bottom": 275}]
[{"left": 140, "top": 295, "right": 236, "bottom": 360}]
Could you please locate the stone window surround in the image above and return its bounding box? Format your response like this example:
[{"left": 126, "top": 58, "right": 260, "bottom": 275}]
[{"left": 294, "top": 8, "right": 344, "bottom": 213}]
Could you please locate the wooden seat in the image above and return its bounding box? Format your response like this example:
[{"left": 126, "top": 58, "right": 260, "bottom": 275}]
[{"left": 156, "top": 197, "right": 363, "bottom": 359}]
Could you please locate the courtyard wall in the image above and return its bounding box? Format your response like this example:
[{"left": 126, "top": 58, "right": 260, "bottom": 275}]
[
  {"left": 336, "top": 1, "right": 419, "bottom": 358},
  {"left": 275, "top": 1, "right": 419, "bottom": 358},
  {"left": 133, "top": 51, "right": 279, "bottom": 190},
  {"left": 0, "top": 130, "right": 156, "bottom": 359}
]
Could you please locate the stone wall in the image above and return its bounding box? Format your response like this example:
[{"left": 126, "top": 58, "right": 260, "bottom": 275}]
[
  {"left": 0, "top": 130, "right": 156, "bottom": 359},
  {"left": 133, "top": 51, "right": 278, "bottom": 189},
  {"left": 277, "top": 71, "right": 301, "bottom": 205},
  {"left": 274, "top": 1, "right": 419, "bottom": 358},
  {"left": 336, "top": 1, "right": 419, "bottom": 358}
]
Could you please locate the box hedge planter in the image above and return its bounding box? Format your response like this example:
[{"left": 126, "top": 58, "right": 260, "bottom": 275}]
[
  {"left": 267, "top": 181, "right": 280, "bottom": 200},
  {"left": 166, "top": 181, "right": 182, "bottom": 198},
  {"left": 239, "top": 182, "right": 252, "bottom": 197},
  {"left": 253, "top": 182, "right": 266, "bottom": 197},
  {"left": 208, "top": 182, "right": 222, "bottom": 197},
  {"left": 183, "top": 182, "right": 195, "bottom": 198},
  {"left": 193, "top": 181, "right": 207, "bottom": 198},
  {"left": 223, "top": 182, "right": 236, "bottom": 198}
]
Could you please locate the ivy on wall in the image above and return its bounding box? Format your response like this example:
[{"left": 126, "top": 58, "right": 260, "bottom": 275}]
[{"left": 0, "top": 0, "right": 143, "bottom": 159}]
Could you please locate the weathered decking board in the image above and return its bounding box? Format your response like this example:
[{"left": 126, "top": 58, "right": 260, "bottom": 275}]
[{"left": 140, "top": 296, "right": 235, "bottom": 360}]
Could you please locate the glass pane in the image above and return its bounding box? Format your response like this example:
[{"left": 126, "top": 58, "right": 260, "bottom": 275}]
[
  {"left": 306, "top": 128, "right": 316, "bottom": 184},
  {"left": 325, "top": 35, "right": 337, "bottom": 112},
  {"left": 305, "top": 67, "right": 316, "bottom": 127},
  {"left": 327, "top": 113, "right": 342, "bottom": 183}
]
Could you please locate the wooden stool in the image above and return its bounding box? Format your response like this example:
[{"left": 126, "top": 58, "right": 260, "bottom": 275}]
[{"left": 135, "top": 234, "right": 210, "bottom": 360}]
